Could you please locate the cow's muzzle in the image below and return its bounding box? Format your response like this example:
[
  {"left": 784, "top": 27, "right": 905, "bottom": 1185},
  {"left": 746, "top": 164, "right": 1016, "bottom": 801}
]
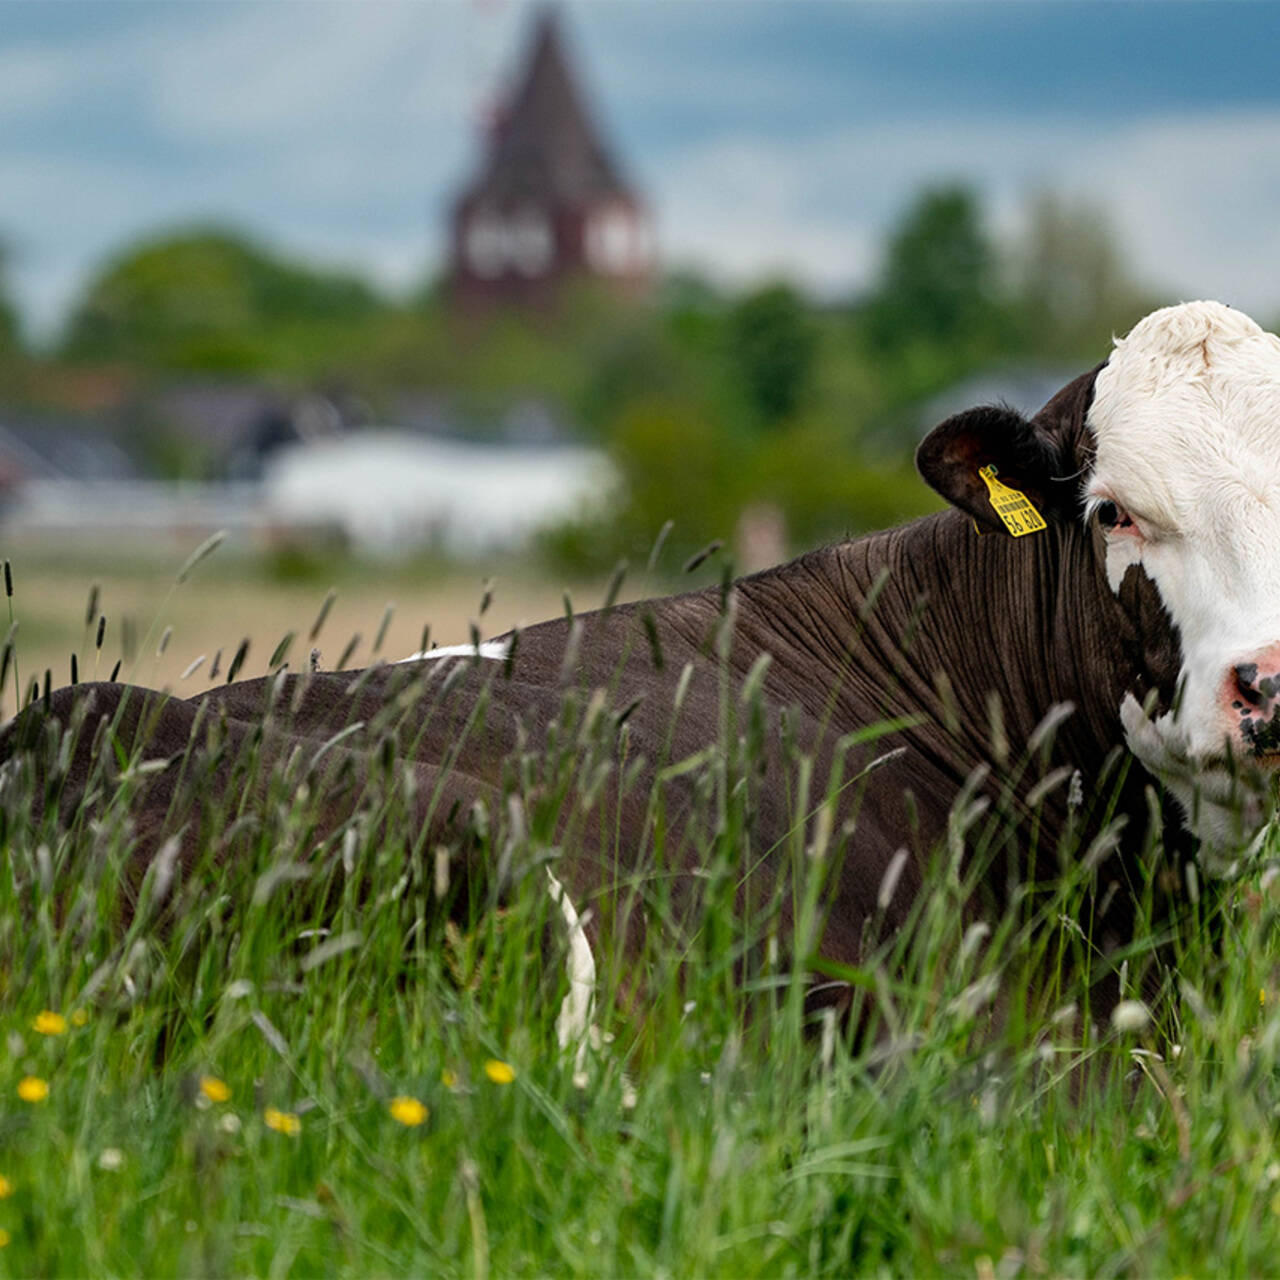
[{"left": 1231, "top": 660, "right": 1280, "bottom": 757}]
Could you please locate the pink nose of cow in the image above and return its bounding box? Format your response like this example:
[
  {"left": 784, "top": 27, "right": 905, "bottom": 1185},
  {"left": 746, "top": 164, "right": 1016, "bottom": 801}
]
[{"left": 1229, "top": 648, "right": 1280, "bottom": 755}]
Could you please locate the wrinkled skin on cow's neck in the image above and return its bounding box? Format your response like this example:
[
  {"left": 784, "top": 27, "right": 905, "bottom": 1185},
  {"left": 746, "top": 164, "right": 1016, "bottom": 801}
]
[
  {"left": 816, "top": 507, "right": 1182, "bottom": 814},
  {"left": 754, "top": 510, "right": 1163, "bottom": 791},
  {"left": 659, "top": 510, "right": 1185, "bottom": 975}
]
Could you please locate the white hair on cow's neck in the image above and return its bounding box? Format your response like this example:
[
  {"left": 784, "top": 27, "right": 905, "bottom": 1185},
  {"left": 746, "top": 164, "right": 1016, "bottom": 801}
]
[
  {"left": 397, "top": 639, "right": 511, "bottom": 664},
  {"left": 1087, "top": 300, "right": 1280, "bottom": 855}
]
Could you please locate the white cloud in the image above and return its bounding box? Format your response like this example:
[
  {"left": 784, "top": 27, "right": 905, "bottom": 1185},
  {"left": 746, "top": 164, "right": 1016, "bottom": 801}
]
[
  {"left": 145, "top": 4, "right": 482, "bottom": 142},
  {"left": 653, "top": 116, "right": 1086, "bottom": 296},
  {"left": 654, "top": 108, "right": 1280, "bottom": 317},
  {"left": 1061, "top": 111, "right": 1280, "bottom": 314}
]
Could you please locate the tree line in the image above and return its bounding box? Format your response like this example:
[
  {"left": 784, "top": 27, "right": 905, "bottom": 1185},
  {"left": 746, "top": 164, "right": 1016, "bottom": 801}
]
[{"left": 0, "top": 185, "right": 1167, "bottom": 567}]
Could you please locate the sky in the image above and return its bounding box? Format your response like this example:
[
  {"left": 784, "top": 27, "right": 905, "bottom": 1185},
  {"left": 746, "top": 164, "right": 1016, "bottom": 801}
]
[{"left": 5, "top": 0, "right": 1280, "bottom": 341}]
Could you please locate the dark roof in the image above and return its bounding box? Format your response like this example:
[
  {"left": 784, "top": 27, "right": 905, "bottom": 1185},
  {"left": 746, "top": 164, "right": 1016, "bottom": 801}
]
[
  {"left": 466, "top": 9, "right": 634, "bottom": 208},
  {"left": 152, "top": 383, "right": 288, "bottom": 451},
  {"left": 0, "top": 415, "right": 140, "bottom": 483}
]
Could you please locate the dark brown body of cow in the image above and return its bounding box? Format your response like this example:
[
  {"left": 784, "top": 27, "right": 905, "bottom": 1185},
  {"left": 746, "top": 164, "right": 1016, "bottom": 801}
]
[{"left": 0, "top": 370, "right": 1190, "bottom": 1023}]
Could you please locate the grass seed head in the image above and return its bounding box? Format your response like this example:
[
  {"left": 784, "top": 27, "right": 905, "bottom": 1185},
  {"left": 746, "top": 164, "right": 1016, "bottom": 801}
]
[
  {"left": 226, "top": 638, "right": 250, "bottom": 684},
  {"left": 1111, "top": 1000, "right": 1151, "bottom": 1033},
  {"left": 309, "top": 587, "right": 337, "bottom": 641},
  {"left": 373, "top": 604, "right": 394, "bottom": 654},
  {"left": 175, "top": 530, "right": 227, "bottom": 584}
]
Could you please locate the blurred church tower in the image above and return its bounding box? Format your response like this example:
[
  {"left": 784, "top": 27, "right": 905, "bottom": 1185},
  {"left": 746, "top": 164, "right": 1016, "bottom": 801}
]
[{"left": 448, "top": 8, "right": 654, "bottom": 308}]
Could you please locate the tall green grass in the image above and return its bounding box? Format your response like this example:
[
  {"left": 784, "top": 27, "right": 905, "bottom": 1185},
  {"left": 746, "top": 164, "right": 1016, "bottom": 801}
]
[{"left": 0, "top": 549, "right": 1278, "bottom": 1277}]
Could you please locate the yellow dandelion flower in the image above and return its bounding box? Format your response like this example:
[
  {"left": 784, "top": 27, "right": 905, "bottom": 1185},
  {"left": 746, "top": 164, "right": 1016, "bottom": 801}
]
[
  {"left": 441, "top": 1068, "right": 458, "bottom": 1090},
  {"left": 70, "top": 1009, "right": 89, "bottom": 1028},
  {"left": 0, "top": 1228, "right": 9, "bottom": 1248},
  {"left": 0, "top": 1174, "right": 11, "bottom": 1198},
  {"left": 17, "top": 1076, "right": 49, "bottom": 1103},
  {"left": 483, "top": 1059, "right": 516, "bottom": 1085},
  {"left": 1261, "top": 987, "right": 1268, "bottom": 1008},
  {"left": 199, "top": 1076, "right": 231, "bottom": 1104},
  {"left": 263, "top": 1108, "right": 301, "bottom": 1137},
  {"left": 32, "top": 1011, "right": 67, "bottom": 1036},
  {"left": 389, "top": 1096, "right": 429, "bottom": 1127}
]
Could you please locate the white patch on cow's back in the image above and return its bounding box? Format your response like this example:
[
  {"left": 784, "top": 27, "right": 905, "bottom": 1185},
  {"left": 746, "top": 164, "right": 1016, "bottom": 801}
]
[
  {"left": 545, "top": 867, "right": 596, "bottom": 1067},
  {"left": 398, "top": 639, "right": 511, "bottom": 664},
  {"left": 1087, "top": 301, "right": 1280, "bottom": 846}
]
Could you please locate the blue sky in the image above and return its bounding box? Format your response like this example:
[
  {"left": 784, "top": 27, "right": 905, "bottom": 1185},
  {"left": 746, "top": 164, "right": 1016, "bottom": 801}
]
[{"left": 5, "top": 1, "right": 1280, "bottom": 339}]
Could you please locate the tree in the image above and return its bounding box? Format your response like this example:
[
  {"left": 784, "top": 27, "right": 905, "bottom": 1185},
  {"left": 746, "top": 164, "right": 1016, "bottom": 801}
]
[
  {"left": 0, "top": 242, "right": 19, "bottom": 354},
  {"left": 61, "top": 228, "right": 383, "bottom": 372},
  {"left": 725, "top": 282, "right": 817, "bottom": 425},
  {"left": 864, "top": 185, "right": 1004, "bottom": 354},
  {"left": 1013, "top": 191, "right": 1157, "bottom": 357}
]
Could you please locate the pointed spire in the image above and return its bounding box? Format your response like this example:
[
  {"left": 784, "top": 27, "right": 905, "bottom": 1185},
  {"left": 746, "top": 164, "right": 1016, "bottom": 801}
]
[
  {"left": 449, "top": 5, "right": 652, "bottom": 305},
  {"left": 481, "top": 7, "right": 627, "bottom": 205}
]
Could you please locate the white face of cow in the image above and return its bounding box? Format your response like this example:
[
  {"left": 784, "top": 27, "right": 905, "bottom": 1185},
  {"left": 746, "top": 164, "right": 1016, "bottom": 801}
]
[{"left": 1085, "top": 301, "right": 1280, "bottom": 857}]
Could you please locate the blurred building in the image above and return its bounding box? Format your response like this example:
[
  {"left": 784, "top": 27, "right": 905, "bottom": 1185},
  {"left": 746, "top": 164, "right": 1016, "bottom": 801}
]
[
  {"left": 262, "top": 429, "right": 615, "bottom": 557},
  {"left": 448, "top": 8, "right": 653, "bottom": 308},
  {"left": 0, "top": 409, "right": 140, "bottom": 517},
  {"left": 148, "top": 383, "right": 359, "bottom": 479}
]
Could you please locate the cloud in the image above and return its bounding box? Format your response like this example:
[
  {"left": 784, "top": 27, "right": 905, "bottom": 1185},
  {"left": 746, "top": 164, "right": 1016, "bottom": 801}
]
[
  {"left": 654, "top": 108, "right": 1280, "bottom": 315},
  {"left": 1065, "top": 111, "right": 1280, "bottom": 313},
  {"left": 6, "top": 2, "right": 1280, "bottom": 340}
]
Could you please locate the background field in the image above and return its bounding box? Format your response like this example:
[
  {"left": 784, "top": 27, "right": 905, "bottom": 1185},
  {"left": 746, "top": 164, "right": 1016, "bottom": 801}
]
[{"left": 0, "top": 537, "right": 647, "bottom": 708}]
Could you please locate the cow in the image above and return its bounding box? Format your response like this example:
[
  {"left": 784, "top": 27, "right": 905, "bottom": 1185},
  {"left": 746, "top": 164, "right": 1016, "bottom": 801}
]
[{"left": 2, "top": 300, "right": 1277, "bottom": 1040}]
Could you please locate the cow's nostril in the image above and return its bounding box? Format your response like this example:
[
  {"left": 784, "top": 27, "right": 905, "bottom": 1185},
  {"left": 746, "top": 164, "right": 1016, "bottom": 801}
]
[{"left": 1235, "top": 662, "right": 1265, "bottom": 706}]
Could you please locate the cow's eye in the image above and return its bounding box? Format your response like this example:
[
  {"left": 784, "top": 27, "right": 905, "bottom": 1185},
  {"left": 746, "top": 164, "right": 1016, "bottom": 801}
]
[{"left": 1096, "top": 499, "right": 1134, "bottom": 531}]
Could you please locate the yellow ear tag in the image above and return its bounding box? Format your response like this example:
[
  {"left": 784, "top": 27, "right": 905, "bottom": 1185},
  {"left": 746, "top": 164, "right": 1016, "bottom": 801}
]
[{"left": 978, "top": 465, "right": 1046, "bottom": 537}]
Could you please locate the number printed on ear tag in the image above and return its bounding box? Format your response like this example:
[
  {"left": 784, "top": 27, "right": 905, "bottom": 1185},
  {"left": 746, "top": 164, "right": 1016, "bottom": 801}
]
[{"left": 978, "top": 465, "right": 1047, "bottom": 537}]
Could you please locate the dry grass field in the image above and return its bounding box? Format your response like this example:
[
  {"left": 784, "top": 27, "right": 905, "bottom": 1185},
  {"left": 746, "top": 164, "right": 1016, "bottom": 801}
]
[{"left": 0, "top": 532, "right": 639, "bottom": 710}]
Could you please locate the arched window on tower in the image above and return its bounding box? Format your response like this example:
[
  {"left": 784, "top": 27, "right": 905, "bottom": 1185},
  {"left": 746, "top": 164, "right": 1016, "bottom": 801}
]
[
  {"left": 509, "top": 207, "right": 554, "bottom": 277},
  {"left": 464, "top": 209, "right": 507, "bottom": 279},
  {"left": 586, "top": 205, "right": 647, "bottom": 276}
]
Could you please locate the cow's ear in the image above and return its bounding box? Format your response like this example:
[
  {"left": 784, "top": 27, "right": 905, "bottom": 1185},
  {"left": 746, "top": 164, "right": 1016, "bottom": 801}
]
[{"left": 916, "top": 405, "right": 1073, "bottom": 535}]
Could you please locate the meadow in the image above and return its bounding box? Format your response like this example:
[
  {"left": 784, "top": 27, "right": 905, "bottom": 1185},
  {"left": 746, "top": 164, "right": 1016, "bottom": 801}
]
[{"left": 0, "top": 540, "right": 1279, "bottom": 1277}]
